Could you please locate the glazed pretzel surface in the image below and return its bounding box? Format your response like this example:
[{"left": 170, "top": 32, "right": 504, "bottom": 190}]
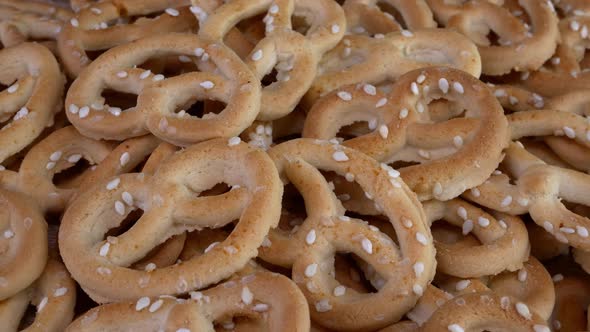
[
  {"left": 304, "top": 66, "right": 509, "bottom": 201},
  {"left": 258, "top": 138, "right": 435, "bottom": 330},
  {"left": 65, "top": 33, "right": 262, "bottom": 146},
  {"left": 0, "top": 42, "right": 63, "bottom": 164},
  {"left": 59, "top": 138, "right": 282, "bottom": 303}
]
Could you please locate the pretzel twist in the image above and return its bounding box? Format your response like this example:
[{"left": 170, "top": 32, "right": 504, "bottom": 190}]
[
  {"left": 66, "top": 272, "right": 309, "bottom": 332},
  {"left": 258, "top": 138, "right": 435, "bottom": 330},
  {"left": 0, "top": 43, "right": 63, "bottom": 164},
  {"left": 59, "top": 138, "right": 282, "bottom": 303},
  {"left": 57, "top": 0, "right": 196, "bottom": 77},
  {"left": 304, "top": 29, "right": 481, "bottom": 107},
  {"left": 464, "top": 142, "right": 590, "bottom": 251},
  {"left": 65, "top": 33, "right": 262, "bottom": 146},
  {"left": 0, "top": 188, "right": 47, "bottom": 301},
  {"left": 0, "top": 259, "right": 76, "bottom": 332},
  {"left": 0, "top": 8, "right": 63, "bottom": 51},
  {"left": 198, "top": 0, "right": 345, "bottom": 121},
  {"left": 304, "top": 66, "right": 509, "bottom": 201}
]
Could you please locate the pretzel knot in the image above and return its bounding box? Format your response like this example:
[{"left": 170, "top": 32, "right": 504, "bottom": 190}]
[
  {"left": 59, "top": 138, "right": 282, "bottom": 303},
  {"left": 424, "top": 198, "right": 529, "bottom": 278},
  {"left": 304, "top": 66, "right": 509, "bottom": 201},
  {"left": 66, "top": 272, "right": 309, "bottom": 331},
  {"left": 0, "top": 188, "right": 47, "bottom": 301},
  {"left": 257, "top": 138, "right": 435, "bottom": 331},
  {"left": 65, "top": 33, "right": 261, "bottom": 146},
  {"left": 57, "top": 0, "right": 196, "bottom": 78},
  {"left": 342, "top": 0, "right": 436, "bottom": 36},
  {"left": 464, "top": 142, "right": 590, "bottom": 251},
  {"left": 0, "top": 43, "right": 63, "bottom": 164},
  {"left": 304, "top": 29, "right": 481, "bottom": 107},
  {"left": 0, "top": 7, "right": 63, "bottom": 51},
  {"left": 444, "top": 0, "right": 559, "bottom": 75},
  {"left": 0, "top": 259, "right": 76, "bottom": 331},
  {"left": 198, "top": 0, "right": 345, "bottom": 121}
]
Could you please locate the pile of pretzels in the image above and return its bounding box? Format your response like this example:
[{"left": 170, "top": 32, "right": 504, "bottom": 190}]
[{"left": 1, "top": 0, "right": 590, "bottom": 331}]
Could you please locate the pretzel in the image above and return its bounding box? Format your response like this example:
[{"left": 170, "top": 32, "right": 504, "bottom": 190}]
[
  {"left": 463, "top": 142, "right": 590, "bottom": 251},
  {"left": 0, "top": 188, "right": 47, "bottom": 301},
  {"left": 0, "top": 42, "right": 63, "bottom": 164},
  {"left": 550, "top": 275, "right": 590, "bottom": 332},
  {"left": 553, "top": 0, "right": 590, "bottom": 17},
  {"left": 424, "top": 0, "right": 504, "bottom": 25},
  {"left": 304, "top": 66, "right": 509, "bottom": 201},
  {"left": 303, "top": 29, "right": 481, "bottom": 107},
  {"left": 0, "top": 259, "right": 76, "bottom": 332},
  {"left": 444, "top": 0, "right": 559, "bottom": 75},
  {"left": 0, "top": 126, "right": 113, "bottom": 213},
  {"left": 65, "top": 33, "right": 262, "bottom": 146},
  {"left": 519, "top": 138, "right": 574, "bottom": 170},
  {"left": 257, "top": 138, "right": 435, "bottom": 330},
  {"left": 424, "top": 198, "right": 529, "bottom": 278},
  {"left": 527, "top": 221, "right": 569, "bottom": 261},
  {"left": 0, "top": 0, "right": 73, "bottom": 21},
  {"left": 0, "top": 8, "right": 63, "bottom": 51},
  {"left": 198, "top": 0, "right": 345, "bottom": 121},
  {"left": 520, "top": 15, "right": 590, "bottom": 96},
  {"left": 57, "top": 0, "right": 196, "bottom": 77},
  {"left": 66, "top": 271, "right": 308, "bottom": 331},
  {"left": 420, "top": 291, "right": 550, "bottom": 331},
  {"left": 59, "top": 138, "right": 282, "bottom": 303},
  {"left": 342, "top": 0, "right": 436, "bottom": 36}
]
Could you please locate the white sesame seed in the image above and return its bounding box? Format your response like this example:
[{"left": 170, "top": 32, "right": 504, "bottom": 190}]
[
  {"left": 509, "top": 96, "right": 519, "bottom": 105},
  {"left": 416, "top": 102, "right": 425, "bottom": 113},
  {"left": 49, "top": 151, "right": 62, "bottom": 162},
  {"left": 494, "top": 89, "right": 507, "bottom": 97},
  {"left": 401, "top": 30, "right": 413, "bottom": 37},
  {"left": 333, "top": 285, "right": 346, "bottom": 296},
  {"left": 315, "top": 299, "right": 332, "bottom": 312},
  {"left": 499, "top": 220, "right": 507, "bottom": 229},
  {"left": 122, "top": 192, "right": 133, "bottom": 206},
  {"left": 361, "top": 238, "right": 373, "bottom": 254},
  {"left": 90, "top": 7, "right": 102, "bottom": 14},
  {"left": 368, "top": 118, "right": 377, "bottom": 130},
  {"left": 457, "top": 206, "right": 467, "bottom": 220},
  {"left": 478, "top": 216, "right": 490, "bottom": 227},
  {"left": 224, "top": 246, "right": 238, "bottom": 254},
  {"left": 363, "top": 84, "right": 377, "bottom": 95},
  {"left": 552, "top": 274, "right": 563, "bottom": 282},
  {"left": 204, "top": 242, "right": 219, "bottom": 253},
  {"left": 331, "top": 24, "right": 340, "bottom": 34},
  {"left": 416, "top": 232, "right": 428, "bottom": 245},
  {"left": 338, "top": 215, "right": 351, "bottom": 222},
  {"left": 139, "top": 70, "right": 151, "bottom": 79},
  {"left": 145, "top": 263, "right": 156, "bottom": 272},
  {"left": 228, "top": 137, "right": 241, "bottom": 146},
  {"left": 305, "top": 263, "right": 318, "bottom": 277},
  {"left": 136, "top": 297, "right": 150, "bottom": 311},
  {"left": 37, "top": 297, "right": 48, "bottom": 312},
  {"left": 533, "top": 325, "right": 550, "bottom": 332},
  {"left": 417, "top": 149, "right": 430, "bottom": 159},
  {"left": 543, "top": 221, "right": 554, "bottom": 233},
  {"left": 413, "top": 262, "right": 425, "bottom": 277},
  {"left": 375, "top": 98, "right": 387, "bottom": 108},
  {"left": 412, "top": 284, "right": 423, "bottom": 296},
  {"left": 306, "top": 230, "right": 316, "bottom": 245},
  {"left": 411, "top": 82, "right": 419, "bottom": 95},
  {"left": 116, "top": 71, "right": 128, "bottom": 78},
  {"left": 501, "top": 195, "right": 512, "bottom": 207},
  {"left": 577, "top": 226, "right": 589, "bottom": 237},
  {"left": 194, "top": 48, "right": 204, "bottom": 57},
  {"left": 518, "top": 269, "right": 527, "bottom": 282},
  {"left": 452, "top": 82, "right": 464, "bottom": 94},
  {"left": 515, "top": 302, "right": 531, "bottom": 320},
  {"left": 152, "top": 74, "right": 165, "bottom": 81},
  {"left": 417, "top": 74, "right": 426, "bottom": 84},
  {"left": 70, "top": 18, "right": 79, "bottom": 27},
  {"left": 571, "top": 20, "right": 581, "bottom": 31},
  {"left": 269, "top": 4, "right": 279, "bottom": 14},
  {"left": 241, "top": 286, "right": 253, "bottom": 304},
  {"left": 462, "top": 220, "right": 474, "bottom": 235},
  {"left": 448, "top": 324, "right": 465, "bottom": 332},
  {"left": 433, "top": 182, "right": 443, "bottom": 196},
  {"left": 176, "top": 329, "right": 190, "bottom": 332},
  {"left": 67, "top": 154, "right": 82, "bottom": 163},
  {"left": 3, "top": 230, "right": 14, "bottom": 238},
  {"left": 252, "top": 303, "right": 269, "bottom": 312},
  {"left": 399, "top": 108, "right": 409, "bottom": 119},
  {"left": 374, "top": 125, "right": 389, "bottom": 139},
  {"left": 560, "top": 227, "right": 575, "bottom": 234},
  {"left": 563, "top": 126, "right": 576, "bottom": 138},
  {"left": 332, "top": 151, "right": 349, "bottom": 162},
  {"left": 106, "top": 177, "right": 120, "bottom": 190},
  {"left": 46, "top": 162, "right": 56, "bottom": 170},
  {"left": 337, "top": 91, "right": 352, "bottom": 101},
  {"left": 251, "top": 49, "right": 263, "bottom": 61},
  {"left": 14, "top": 107, "right": 29, "bottom": 120},
  {"left": 99, "top": 242, "right": 110, "bottom": 257},
  {"left": 119, "top": 152, "right": 130, "bottom": 167},
  {"left": 438, "top": 78, "right": 449, "bottom": 93},
  {"left": 7, "top": 83, "right": 18, "bottom": 93},
  {"left": 108, "top": 107, "right": 122, "bottom": 116},
  {"left": 456, "top": 280, "right": 470, "bottom": 290},
  {"left": 470, "top": 187, "right": 480, "bottom": 197},
  {"left": 165, "top": 8, "right": 179, "bottom": 16},
  {"left": 114, "top": 201, "right": 125, "bottom": 215},
  {"left": 54, "top": 287, "right": 68, "bottom": 297},
  {"left": 200, "top": 81, "right": 215, "bottom": 89},
  {"left": 148, "top": 299, "right": 163, "bottom": 312}
]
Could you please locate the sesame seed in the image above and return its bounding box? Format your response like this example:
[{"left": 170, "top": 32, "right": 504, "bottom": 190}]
[
  {"left": 109, "top": 107, "right": 122, "bottom": 116},
  {"left": 375, "top": 98, "right": 387, "bottom": 107},
  {"left": 401, "top": 30, "right": 413, "bottom": 37},
  {"left": 417, "top": 74, "right": 426, "bottom": 83},
  {"left": 452, "top": 82, "right": 464, "bottom": 94},
  {"left": 533, "top": 325, "right": 550, "bottom": 332},
  {"left": 46, "top": 162, "right": 56, "bottom": 170},
  {"left": 269, "top": 4, "right": 279, "bottom": 14},
  {"left": 456, "top": 280, "right": 470, "bottom": 290},
  {"left": 228, "top": 137, "right": 241, "bottom": 146},
  {"left": 499, "top": 220, "right": 507, "bottom": 229},
  {"left": 363, "top": 84, "right": 377, "bottom": 95},
  {"left": 14, "top": 107, "right": 29, "bottom": 120},
  {"left": 361, "top": 238, "right": 373, "bottom": 254},
  {"left": 501, "top": 195, "right": 512, "bottom": 207},
  {"left": 457, "top": 206, "right": 467, "bottom": 219},
  {"left": 145, "top": 263, "right": 156, "bottom": 272},
  {"left": 460, "top": 220, "right": 473, "bottom": 235},
  {"left": 433, "top": 182, "right": 443, "bottom": 196},
  {"left": 560, "top": 227, "right": 575, "bottom": 234},
  {"left": 543, "top": 221, "right": 554, "bottom": 232},
  {"left": 252, "top": 303, "right": 269, "bottom": 312},
  {"left": 241, "top": 287, "right": 253, "bottom": 304},
  {"left": 37, "top": 297, "right": 48, "bottom": 312},
  {"left": 509, "top": 96, "right": 519, "bottom": 105},
  {"left": 165, "top": 8, "right": 179, "bottom": 16},
  {"left": 251, "top": 49, "right": 263, "bottom": 61},
  {"left": 333, "top": 285, "right": 346, "bottom": 296},
  {"left": 412, "top": 284, "right": 423, "bottom": 296},
  {"left": 78, "top": 106, "right": 89, "bottom": 118},
  {"left": 136, "top": 297, "right": 150, "bottom": 311},
  {"left": 99, "top": 242, "right": 110, "bottom": 256},
  {"left": 194, "top": 48, "right": 204, "bottom": 57},
  {"left": 518, "top": 269, "right": 527, "bottom": 282},
  {"left": 411, "top": 82, "right": 419, "bottom": 95},
  {"left": 331, "top": 24, "right": 340, "bottom": 34},
  {"left": 515, "top": 302, "right": 531, "bottom": 320},
  {"left": 224, "top": 246, "right": 238, "bottom": 254},
  {"left": 3, "top": 230, "right": 14, "bottom": 238},
  {"left": 448, "top": 324, "right": 465, "bottom": 332},
  {"left": 54, "top": 287, "right": 68, "bottom": 297},
  {"left": 106, "top": 178, "right": 120, "bottom": 190},
  {"left": 116, "top": 71, "right": 128, "bottom": 78},
  {"left": 563, "top": 126, "right": 576, "bottom": 138},
  {"left": 332, "top": 151, "right": 349, "bottom": 162},
  {"left": 378, "top": 125, "right": 389, "bottom": 139},
  {"left": 152, "top": 74, "right": 165, "bottom": 81},
  {"left": 120, "top": 152, "right": 130, "bottom": 166},
  {"left": 345, "top": 173, "right": 354, "bottom": 181},
  {"left": 470, "top": 187, "right": 480, "bottom": 197},
  {"left": 315, "top": 299, "right": 332, "bottom": 312},
  {"left": 305, "top": 263, "right": 318, "bottom": 277},
  {"left": 577, "top": 226, "right": 589, "bottom": 237},
  {"left": 49, "top": 151, "right": 62, "bottom": 161},
  {"left": 176, "top": 329, "right": 190, "bottom": 332},
  {"left": 416, "top": 102, "right": 425, "bottom": 113},
  {"left": 337, "top": 91, "right": 352, "bottom": 101},
  {"left": 438, "top": 78, "right": 449, "bottom": 93},
  {"left": 200, "top": 81, "right": 214, "bottom": 89},
  {"left": 416, "top": 232, "right": 428, "bottom": 245},
  {"left": 148, "top": 299, "right": 163, "bottom": 312},
  {"left": 66, "top": 154, "right": 82, "bottom": 163},
  {"left": 139, "top": 70, "right": 151, "bottom": 79},
  {"left": 114, "top": 201, "right": 125, "bottom": 215},
  {"left": 7, "top": 83, "right": 18, "bottom": 93},
  {"left": 70, "top": 18, "right": 79, "bottom": 27},
  {"left": 122, "top": 192, "right": 133, "bottom": 206},
  {"left": 90, "top": 7, "right": 102, "bottom": 14},
  {"left": 399, "top": 108, "right": 409, "bottom": 119},
  {"left": 204, "top": 242, "right": 219, "bottom": 253},
  {"left": 478, "top": 216, "right": 490, "bottom": 227},
  {"left": 413, "top": 262, "right": 425, "bottom": 277},
  {"left": 552, "top": 274, "right": 563, "bottom": 282},
  {"left": 417, "top": 149, "right": 430, "bottom": 159},
  {"left": 571, "top": 20, "right": 580, "bottom": 31},
  {"left": 306, "top": 230, "right": 316, "bottom": 245}
]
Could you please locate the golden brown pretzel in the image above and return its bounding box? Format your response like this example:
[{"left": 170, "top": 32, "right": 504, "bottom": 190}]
[
  {"left": 198, "top": 0, "right": 346, "bottom": 121},
  {"left": 304, "top": 29, "right": 481, "bottom": 107},
  {"left": 58, "top": 0, "right": 196, "bottom": 77},
  {"left": 0, "top": 259, "right": 76, "bottom": 332},
  {"left": 0, "top": 7, "right": 63, "bottom": 51},
  {"left": 0, "top": 188, "right": 47, "bottom": 301},
  {"left": 65, "top": 33, "right": 262, "bottom": 146},
  {"left": 259, "top": 138, "right": 435, "bottom": 330},
  {"left": 0, "top": 43, "right": 63, "bottom": 164},
  {"left": 303, "top": 66, "right": 509, "bottom": 201},
  {"left": 59, "top": 138, "right": 282, "bottom": 303},
  {"left": 0, "top": 0, "right": 73, "bottom": 21},
  {"left": 66, "top": 272, "right": 310, "bottom": 332}
]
